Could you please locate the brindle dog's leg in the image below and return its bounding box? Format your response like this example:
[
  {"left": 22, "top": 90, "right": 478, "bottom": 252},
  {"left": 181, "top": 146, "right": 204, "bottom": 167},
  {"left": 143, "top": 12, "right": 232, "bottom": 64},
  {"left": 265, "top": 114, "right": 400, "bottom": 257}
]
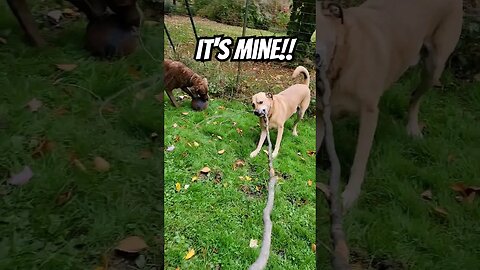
[{"left": 165, "top": 89, "right": 180, "bottom": 107}]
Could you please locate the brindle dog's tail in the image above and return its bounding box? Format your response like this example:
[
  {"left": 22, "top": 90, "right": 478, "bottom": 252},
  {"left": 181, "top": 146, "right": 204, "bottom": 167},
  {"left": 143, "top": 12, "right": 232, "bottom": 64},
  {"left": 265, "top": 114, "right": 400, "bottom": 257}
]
[{"left": 292, "top": 66, "right": 310, "bottom": 86}]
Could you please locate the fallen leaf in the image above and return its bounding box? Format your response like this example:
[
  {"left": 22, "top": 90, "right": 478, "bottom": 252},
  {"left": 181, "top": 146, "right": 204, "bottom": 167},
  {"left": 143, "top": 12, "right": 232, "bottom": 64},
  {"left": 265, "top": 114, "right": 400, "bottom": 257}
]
[
  {"left": 52, "top": 106, "right": 69, "bottom": 116},
  {"left": 307, "top": 180, "right": 313, "bottom": 186},
  {"left": 115, "top": 236, "right": 148, "bottom": 254},
  {"left": 184, "top": 248, "right": 195, "bottom": 260},
  {"left": 175, "top": 183, "right": 181, "bottom": 192},
  {"left": 93, "top": 156, "right": 110, "bottom": 172},
  {"left": 56, "top": 190, "right": 72, "bottom": 206},
  {"left": 218, "top": 106, "right": 225, "bottom": 110},
  {"left": 233, "top": 159, "right": 245, "bottom": 170},
  {"left": 174, "top": 135, "right": 181, "bottom": 142},
  {"left": 232, "top": 122, "right": 237, "bottom": 126},
  {"left": 128, "top": 66, "right": 141, "bottom": 80},
  {"left": 8, "top": 166, "right": 33, "bottom": 186},
  {"left": 433, "top": 207, "right": 448, "bottom": 217},
  {"left": 56, "top": 64, "right": 77, "bottom": 71},
  {"left": 139, "top": 149, "right": 153, "bottom": 159},
  {"left": 72, "top": 159, "right": 87, "bottom": 172},
  {"left": 311, "top": 243, "right": 316, "bottom": 252},
  {"left": 447, "top": 154, "right": 456, "bottom": 163},
  {"left": 466, "top": 192, "right": 476, "bottom": 204},
  {"left": 421, "top": 189, "right": 433, "bottom": 201},
  {"left": 182, "top": 112, "right": 189, "bottom": 116},
  {"left": 316, "top": 182, "right": 330, "bottom": 200},
  {"left": 0, "top": 37, "right": 6, "bottom": 44},
  {"left": 62, "top": 8, "right": 76, "bottom": 16},
  {"left": 217, "top": 135, "right": 222, "bottom": 140},
  {"left": 135, "top": 90, "right": 146, "bottom": 100},
  {"left": 166, "top": 145, "right": 175, "bottom": 152},
  {"left": 32, "top": 139, "right": 55, "bottom": 158},
  {"left": 218, "top": 149, "right": 225, "bottom": 155},
  {"left": 263, "top": 150, "right": 268, "bottom": 155},
  {"left": 26, "top": 98, "right": 43, "bottom": 112},
  {"left": 47, "top": 10, "right": 63, "bottom": 22},
  {"left": 307, "top": 150, "right": 315, "bottom": 157},
  {"left": 191, "top": 176, "right": 198, "bottom": 182},
  {"left": 236, "top": 128, "right": 243, "bottom": 135},
  {"left": 249, "top": 239, "right": 258, "bottom": 248},
  {"left": 200, "top": 167, "right": 211, "bottom": 174},
  {"left": 175, "top": 268, "right": 180, "bottom": 270},
  {"left": 193, "top": 141, "right": 200, "bottom": 147},
  {"left": 173, "top": 123, "right": 178, "bottom": 128},
  {"left": 245, "top": 176, "right": 252, "bottom": 181},
  {"left": 135, "top": 254, "right": 146, "bottom": 268},
  {"left": 184, "top": 184, "right": 190, "bottom": 190}
]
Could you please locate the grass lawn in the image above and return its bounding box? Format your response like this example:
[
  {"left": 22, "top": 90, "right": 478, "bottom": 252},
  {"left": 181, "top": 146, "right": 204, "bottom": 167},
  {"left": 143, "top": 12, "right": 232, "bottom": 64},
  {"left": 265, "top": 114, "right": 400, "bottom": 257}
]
[
  {"left": 163, "top": 16, "right": 316, "bottom": 269},
  {"left": 0, "top": 3, "right": 163, "bottom": 269},
  {"left": 317, "top": 70, "right": 480, "bottom": 269}
]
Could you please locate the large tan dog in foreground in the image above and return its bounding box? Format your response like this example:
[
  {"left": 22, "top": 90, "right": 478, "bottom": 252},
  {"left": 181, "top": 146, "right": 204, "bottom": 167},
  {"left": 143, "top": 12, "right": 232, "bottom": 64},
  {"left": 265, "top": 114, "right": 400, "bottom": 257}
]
[
  {"left": 317, "top": 0, "right": 463, "bottom": 210},
  {"left": 250, "top": 66, "right": 311, "bottom": 159}
]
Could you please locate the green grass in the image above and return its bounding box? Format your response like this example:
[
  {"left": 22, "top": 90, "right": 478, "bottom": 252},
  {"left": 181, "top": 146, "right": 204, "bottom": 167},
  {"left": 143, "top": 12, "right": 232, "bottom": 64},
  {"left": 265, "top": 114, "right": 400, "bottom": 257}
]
[
  {"left": 0, "top": 2, "right": 163, "bottom": 269},
  {"left": 163, "top": 15, "right": 316, "bottom": 269},
  {"left": 164, "top": 100, "right": 316, "bottom": 269},
  {"left": 317, "top": 71, "right": 480, "bottom": 269}
]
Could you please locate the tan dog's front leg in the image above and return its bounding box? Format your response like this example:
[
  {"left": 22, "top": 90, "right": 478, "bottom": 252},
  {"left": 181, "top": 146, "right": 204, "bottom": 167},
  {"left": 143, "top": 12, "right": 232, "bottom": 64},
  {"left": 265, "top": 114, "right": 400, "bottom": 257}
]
[
  {"left": 342, "top": 107, "right": 379, "bottom": 211},
  {"left": 250, "top": 128, "right": 267, "bottom": 158},
  {"left": 272, "top": 126, "right": 284, "bottom": 158}
]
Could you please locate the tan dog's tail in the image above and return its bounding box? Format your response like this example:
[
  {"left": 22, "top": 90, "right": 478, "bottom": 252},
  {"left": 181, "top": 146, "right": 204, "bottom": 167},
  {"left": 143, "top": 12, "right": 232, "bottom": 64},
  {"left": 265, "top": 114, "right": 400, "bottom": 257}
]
[{"left": 292, "top": 66, "right": 310, "bottom": 86}]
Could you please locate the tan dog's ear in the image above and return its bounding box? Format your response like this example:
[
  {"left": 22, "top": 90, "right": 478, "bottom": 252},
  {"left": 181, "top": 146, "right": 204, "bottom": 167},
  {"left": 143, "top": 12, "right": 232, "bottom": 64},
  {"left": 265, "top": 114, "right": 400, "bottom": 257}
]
[
  {"left": 327, "top": 3, "right": 344, "bottom": 24},
  {"left": 266, "top": 92, "right": 273, "bottom": 99}
]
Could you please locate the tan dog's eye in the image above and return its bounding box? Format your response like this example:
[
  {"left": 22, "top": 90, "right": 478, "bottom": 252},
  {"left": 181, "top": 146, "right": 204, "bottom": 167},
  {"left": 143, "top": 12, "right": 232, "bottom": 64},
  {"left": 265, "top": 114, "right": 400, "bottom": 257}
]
[{"left": 259, "top": 101, "right": 263, "bottom": 104}]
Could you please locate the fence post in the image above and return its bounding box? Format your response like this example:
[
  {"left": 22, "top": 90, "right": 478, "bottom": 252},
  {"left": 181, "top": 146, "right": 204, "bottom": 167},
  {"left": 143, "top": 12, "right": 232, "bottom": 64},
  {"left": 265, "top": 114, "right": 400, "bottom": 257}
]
[
  {"left": 184, "top": 0, "right": 199, "bottom": 40},
  {"left": 234, "top": 0, "right": 249, "bottom": 97}
]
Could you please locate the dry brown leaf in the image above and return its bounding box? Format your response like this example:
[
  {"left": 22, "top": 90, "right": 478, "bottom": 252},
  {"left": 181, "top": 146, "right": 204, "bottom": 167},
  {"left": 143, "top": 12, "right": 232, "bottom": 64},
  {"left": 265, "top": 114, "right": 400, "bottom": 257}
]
[
  {"left": 200, "top": 167, "right": 211, "bottom": 174},
  {"left": 236, "top": 128, "right": 243, "bottom": 135},
  {"left": 139, "top": 149, "right": 153, "bottom": 159},
  {"left": 173, "top": 123, "right": 178, "bottom": 128},
  {"left": 174, "top": 135, "right": 181, "bottom": 143},
  {"left": 32, "top": 139, "right": 55, "bottom": 158},
  {"left": 128, "top": 66, "right": 141, "bottom": 80},
  {"left": 0, "top": 37, "right": 7, "bottom": 44},
  {"left": 233, "top": 159, "right": 245, "bottom": 170},
  {"left": 217, "top": 149, "right": 225, "bottom": 155},
  {"left": 421, "top": 189, "right": 433, "bottom": 201},
  {"left": 26, "top": 98, "right": 43, "bottom": 112},
  {"left": 218, "top": 106, "right": 225, "bottom": 110},
  {"left": 307, "top": 150, "right": 315, "bottom": 157},
  {"left": 115, "top": 236, "right": 148, "bottom": 254},
  {"left": 307, "top": 180, "right": 313, "bottom": 186},
  {"left": 249, "top": 239, "right": 258, "bottom": 248},
  {"left": 72, "top": 159, "right": 87, "bottom": 172},
  {"left": 56, "top": 64, "right": 77, "bottom": 71},
  {"left": 184, "top": 248, "right": 195, "bottom": 260},
  {"left": 53, "top": 106, "right": 69, "bottom": 116},
  {"left": 182, "top": 112, "right": 189, "bottom": 116},
  {"left": 466, "top": 192, "right": 476, "bottom": 204},
  {"left": 433, "top": 207, "right": 448, "bottom": 217},
  {"left": 193, "top": 141, "right": 200, "bottom": 147},
  {"left": 94, "top": 156, "right": 110, "bottom": 172},
  {"left": 311, "top": 243, "right": 316, "bottom": 252},
  {"left": 56, "top": 190, "right": 72, "bottom": 206}
]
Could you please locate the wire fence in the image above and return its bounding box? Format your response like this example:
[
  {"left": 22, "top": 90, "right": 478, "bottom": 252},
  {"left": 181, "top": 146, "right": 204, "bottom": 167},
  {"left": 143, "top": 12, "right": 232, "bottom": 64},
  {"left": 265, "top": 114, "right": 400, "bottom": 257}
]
[{"left": 163, "top": 0, "right": 316, "bottom": 99}]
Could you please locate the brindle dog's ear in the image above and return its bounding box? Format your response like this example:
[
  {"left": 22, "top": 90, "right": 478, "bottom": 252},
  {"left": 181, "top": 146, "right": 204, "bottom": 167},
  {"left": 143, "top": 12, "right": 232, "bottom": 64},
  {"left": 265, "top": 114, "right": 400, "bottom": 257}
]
[
  {"left": 266, "top": 92, "right": 273, "bottom": 99},
  {"left": 327, "top": 3, "right": 344, "bottom": 24}
]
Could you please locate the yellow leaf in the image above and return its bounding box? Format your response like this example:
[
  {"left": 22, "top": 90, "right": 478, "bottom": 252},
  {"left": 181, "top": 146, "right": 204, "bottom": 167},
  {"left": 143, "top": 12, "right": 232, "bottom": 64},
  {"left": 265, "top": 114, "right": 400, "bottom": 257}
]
[
  {"left": 307, "top": 180, "right": 313, "bottom": 186},
  {"left": 218, "top": 149, "right": 225, "bottom": 155},
  {"left": 217, "top": 135, "right": 223, "bottom": 140},
  {"left": 191, "top": 176, "right": 198, "bottom": 182},
  {"left": 182, "top": 112, "right": 189, "bottom": 115},
  {"left": 193, "top": 141, "right": 200, "bottom": 147},
  {"left": 175, "top": 183, "right": 181, "bottom": 192},
  {"left": 184, "top": 248, "right": 195, "bottom": 260},
  {"left": 245, "top": 176, "right": 252, "bottom": 181}
]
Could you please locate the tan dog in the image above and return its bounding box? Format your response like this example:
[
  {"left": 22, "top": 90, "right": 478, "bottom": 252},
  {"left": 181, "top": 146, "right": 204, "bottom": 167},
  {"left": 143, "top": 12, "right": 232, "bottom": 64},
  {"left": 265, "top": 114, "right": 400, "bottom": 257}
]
[
  {"left": 250, "top": 66, "right": 311, "bottom": 159},
  {"left": 316, "top": 0, "right": 463, "bottom": 210}
]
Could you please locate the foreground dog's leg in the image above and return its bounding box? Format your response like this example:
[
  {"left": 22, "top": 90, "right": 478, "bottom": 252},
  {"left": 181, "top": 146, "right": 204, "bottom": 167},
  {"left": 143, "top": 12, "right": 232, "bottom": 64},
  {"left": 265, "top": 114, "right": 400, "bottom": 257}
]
[
  {"left": 316, "top": 117, "right": 325, "bottom": 155},
  {"left": 272, "top": 126, "right": 284, "bottom": 158},
  {"left": 7, "top": 0, "right": 46, "bottom": 47},
  {"left": 342, "top": 106, "right": 379, "bottom": 210},
  {"left": 165, "top": 90, "right": 180, "bottom": 107},
  {"left": 250, "top": 128, "right": 267, "bottom": 158},
  {"left": 292, "top": 108, "right": 301, "bottom": 136}
]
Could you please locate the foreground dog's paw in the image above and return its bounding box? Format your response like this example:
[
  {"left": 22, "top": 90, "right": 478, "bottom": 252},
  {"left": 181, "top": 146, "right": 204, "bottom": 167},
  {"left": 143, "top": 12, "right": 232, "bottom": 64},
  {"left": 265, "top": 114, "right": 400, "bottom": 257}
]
[
  {"left": 341, "top": 187, "right": 361, "bottom": 211},
  {"left": 250, "top": 151, "right": 259, "bottom": 158},
  {"left": 272, "top": 151, "right": 278, "bottom": 159}
]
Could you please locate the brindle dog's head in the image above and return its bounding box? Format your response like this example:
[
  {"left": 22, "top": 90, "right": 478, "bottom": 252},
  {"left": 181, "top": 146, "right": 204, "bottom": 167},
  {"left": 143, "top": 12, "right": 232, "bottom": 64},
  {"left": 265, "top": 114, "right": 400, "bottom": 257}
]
[
  {"left": 191, "top": 77, "right": 209, "bottom": 102},
  {"left": 251, "top": 92, "right": 274, "bottom": 117},
  {"left": 316, "top": 1, "right": 344, "bottom": 71}
]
